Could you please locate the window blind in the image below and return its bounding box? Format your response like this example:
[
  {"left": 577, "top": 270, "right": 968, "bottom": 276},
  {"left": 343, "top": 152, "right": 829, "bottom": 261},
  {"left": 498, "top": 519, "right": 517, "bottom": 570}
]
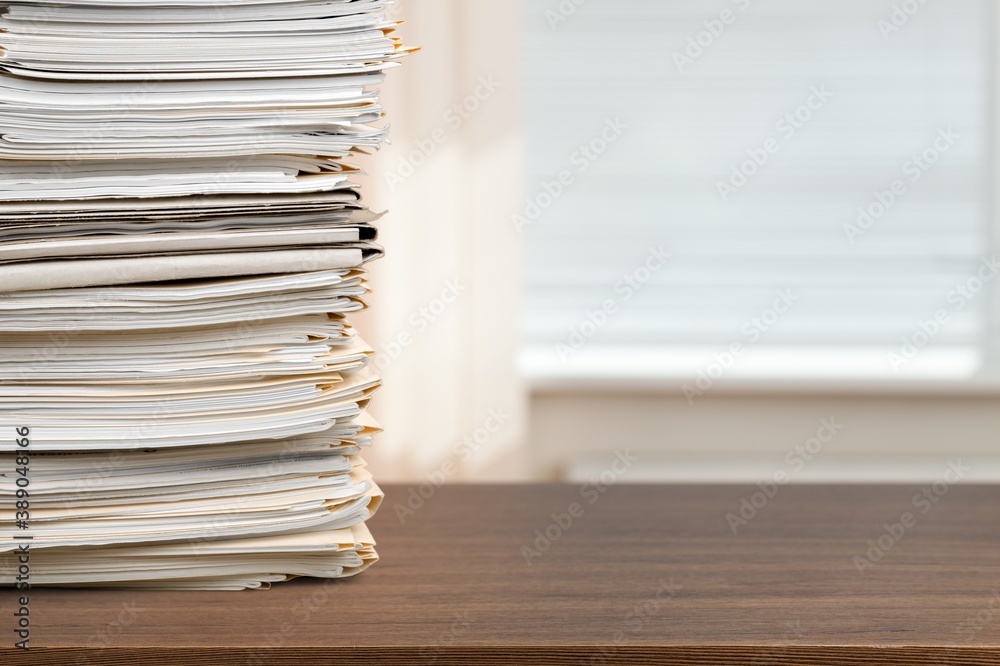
[{"left": 519, "top": 0, "right": 993, "bottom": 380}]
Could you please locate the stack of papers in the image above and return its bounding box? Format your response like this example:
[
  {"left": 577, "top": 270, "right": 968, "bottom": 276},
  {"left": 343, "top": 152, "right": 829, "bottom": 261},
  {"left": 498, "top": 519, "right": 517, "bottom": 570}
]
[{"left": 0, "top": 0, "right": 409, "bottom": 589}]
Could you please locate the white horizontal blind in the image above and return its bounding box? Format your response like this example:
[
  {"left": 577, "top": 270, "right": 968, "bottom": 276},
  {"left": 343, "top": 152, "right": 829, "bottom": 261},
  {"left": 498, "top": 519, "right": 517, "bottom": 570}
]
[{"left": 519, "top": 0, "right": 994, "bottom": 379}]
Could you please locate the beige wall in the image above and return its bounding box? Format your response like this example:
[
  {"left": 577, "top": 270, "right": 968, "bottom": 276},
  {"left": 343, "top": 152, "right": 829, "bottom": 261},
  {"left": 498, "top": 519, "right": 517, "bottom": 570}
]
[{"left": 530, "top": 390, "right": 1000, "bottom": 482}]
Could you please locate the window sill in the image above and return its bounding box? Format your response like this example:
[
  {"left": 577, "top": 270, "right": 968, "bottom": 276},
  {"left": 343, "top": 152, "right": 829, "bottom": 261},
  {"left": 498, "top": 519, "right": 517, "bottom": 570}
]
[{"left": 518, "top": 344, "right": 1000, "bottom": 395}]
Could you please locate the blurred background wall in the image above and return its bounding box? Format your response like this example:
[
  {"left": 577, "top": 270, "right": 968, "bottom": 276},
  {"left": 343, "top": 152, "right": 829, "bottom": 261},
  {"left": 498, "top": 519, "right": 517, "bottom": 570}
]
[{"left": 357, "top": 0, "right": 1000, "bottom": 484}]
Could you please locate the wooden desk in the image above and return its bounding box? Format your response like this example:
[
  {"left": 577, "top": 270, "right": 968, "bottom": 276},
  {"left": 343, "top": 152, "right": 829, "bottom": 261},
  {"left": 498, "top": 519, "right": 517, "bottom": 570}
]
[{"left": 4, "top": 483, "right": 1000, "bottom": 664}]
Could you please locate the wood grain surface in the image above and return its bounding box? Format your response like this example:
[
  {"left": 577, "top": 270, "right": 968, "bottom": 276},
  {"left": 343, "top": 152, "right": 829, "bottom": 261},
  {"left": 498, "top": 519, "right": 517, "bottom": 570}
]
[{"left": 3, "top": 483, "right": 1000, "bottom": 664}]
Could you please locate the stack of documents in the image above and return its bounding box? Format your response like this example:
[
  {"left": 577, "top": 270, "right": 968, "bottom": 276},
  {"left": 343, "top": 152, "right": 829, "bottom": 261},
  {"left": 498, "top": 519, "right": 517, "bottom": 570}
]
[{"left": 0, "top": 0, "right": 408, "bottom": 589}]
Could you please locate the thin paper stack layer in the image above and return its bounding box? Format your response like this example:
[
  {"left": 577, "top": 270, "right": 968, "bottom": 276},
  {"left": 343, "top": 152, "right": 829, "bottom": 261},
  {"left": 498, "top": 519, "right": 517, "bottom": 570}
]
[{"left": 0, "top": 0, "right": 409, "bottom": 590}]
